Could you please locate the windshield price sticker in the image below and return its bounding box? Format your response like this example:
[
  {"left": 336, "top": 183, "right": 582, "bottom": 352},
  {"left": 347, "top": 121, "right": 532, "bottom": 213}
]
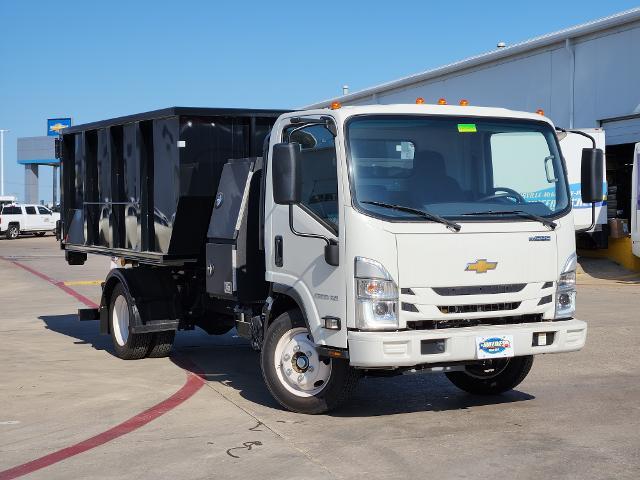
[
  {"left": 476, "top": 335, "right": 515, "bottom": 359},
  {"left": 457, "top": 123, "right": 477, "bottom": 133}
]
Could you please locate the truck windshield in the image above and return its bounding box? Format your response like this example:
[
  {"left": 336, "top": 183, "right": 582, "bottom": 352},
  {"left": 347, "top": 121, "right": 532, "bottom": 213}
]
[{"left": 346, "top": 115, "right": 570, "bottom": 222}]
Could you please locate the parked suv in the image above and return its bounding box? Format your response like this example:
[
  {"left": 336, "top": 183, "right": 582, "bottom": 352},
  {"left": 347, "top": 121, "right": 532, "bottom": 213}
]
[{"left": 0, "top": 204, "right": 57, "bottom": 239}]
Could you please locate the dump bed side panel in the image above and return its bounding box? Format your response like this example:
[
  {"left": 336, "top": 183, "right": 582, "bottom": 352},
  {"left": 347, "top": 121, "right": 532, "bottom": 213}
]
[{"left": 60, "top": 108, "right": 285, "bottom": 264}]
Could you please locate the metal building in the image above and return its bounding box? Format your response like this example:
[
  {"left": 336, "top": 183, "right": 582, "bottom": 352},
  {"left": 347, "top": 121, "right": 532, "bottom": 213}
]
[{"left": 307, "top": 7, "right": 640, "bottom": 267}]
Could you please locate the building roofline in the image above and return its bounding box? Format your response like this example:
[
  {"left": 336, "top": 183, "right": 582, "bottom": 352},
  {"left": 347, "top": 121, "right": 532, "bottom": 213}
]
[{"left": 305, "top": 7, "right": 640, "bottom": 109}]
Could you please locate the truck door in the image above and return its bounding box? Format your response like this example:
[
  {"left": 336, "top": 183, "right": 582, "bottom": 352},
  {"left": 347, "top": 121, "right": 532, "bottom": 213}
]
[
  {"left": 266, "top": 121, "right": 347, "bottom": 348},
  {"left": 37, "top": 206, "right": 52, "bottom": 229},
  {"left": 632, "top": 143, "right": 640, "bottom": 258},
  {"left": 23, "top": 206, "right": 39, "bottom": 231}
]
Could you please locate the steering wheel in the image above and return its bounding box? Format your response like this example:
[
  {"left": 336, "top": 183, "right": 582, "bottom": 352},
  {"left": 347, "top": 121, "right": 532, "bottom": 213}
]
[{"left": 477, "top": 187, "right": 526, "bottom": 204}]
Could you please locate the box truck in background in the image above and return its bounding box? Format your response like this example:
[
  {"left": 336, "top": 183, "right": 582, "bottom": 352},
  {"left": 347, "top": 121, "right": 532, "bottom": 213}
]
[
  {"left": 59, "top": 104, "right": 603, "bottom": 413},
  {"left": 558, "top": 129, "right": 607, "bottom": 234}
]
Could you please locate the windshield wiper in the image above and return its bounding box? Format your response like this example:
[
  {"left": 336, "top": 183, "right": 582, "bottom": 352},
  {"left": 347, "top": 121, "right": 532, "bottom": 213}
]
[
  {"left": 461, "top": 210, "right": 557, "bottom": 230},
  {"left": 362, "top": 201, "right": 461, "bottom": 232}
]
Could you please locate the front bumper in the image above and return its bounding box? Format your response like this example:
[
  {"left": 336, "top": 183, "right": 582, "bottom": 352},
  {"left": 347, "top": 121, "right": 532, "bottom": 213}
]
[{"left": 347, "top": 319, "right": 587, "bottom": 368}]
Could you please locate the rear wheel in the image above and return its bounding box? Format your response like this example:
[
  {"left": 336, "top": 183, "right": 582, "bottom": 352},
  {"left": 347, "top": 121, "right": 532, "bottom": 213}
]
[
  {"left": 6, "top": 225, "right": 19, "bottom": 239},
  {"left": 109, "top": 283, "right": 153, "bottom": 360},
  {"left": 445, "top": 355, "right": 534, "bottom": 395},
  {"left": 36, "top": 231, "right": 46, "bottom": 237},
  {"left": 147, "top": 331, "right": 176, "bottom": 358},
  {"left": 261, "top": 310, "right": 359, "bottom": 414}
]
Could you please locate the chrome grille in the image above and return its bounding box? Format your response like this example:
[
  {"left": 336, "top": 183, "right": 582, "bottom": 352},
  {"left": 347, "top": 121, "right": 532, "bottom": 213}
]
[{"left": 438, "top": 302, "right": 521, "bottom": 314}]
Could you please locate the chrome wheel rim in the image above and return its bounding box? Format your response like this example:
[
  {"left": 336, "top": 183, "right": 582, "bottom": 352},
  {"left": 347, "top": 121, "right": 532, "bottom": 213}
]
[
  {"left": 274, "top": 327, "right": 331, "bottom": 397},
  {"left": 112, "top": 295, "right": 130, "bottom": 346}
]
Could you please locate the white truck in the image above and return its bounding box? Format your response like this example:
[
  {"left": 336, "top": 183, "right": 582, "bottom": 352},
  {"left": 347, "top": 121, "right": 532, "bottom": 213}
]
[
  {"left": 61, "top": 104, "right": 603, "bottom": 413},
  {"left": 0, "top": 203, "right": 57, "bottom": 239}
]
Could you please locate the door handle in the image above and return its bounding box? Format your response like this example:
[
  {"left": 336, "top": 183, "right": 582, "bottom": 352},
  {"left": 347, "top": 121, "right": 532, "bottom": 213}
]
[{"left": 275, "top": 235, "right": 283, "bottom": 267}]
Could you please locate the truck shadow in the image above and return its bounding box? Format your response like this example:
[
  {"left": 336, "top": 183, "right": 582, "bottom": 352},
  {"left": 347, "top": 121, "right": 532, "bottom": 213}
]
[
  {"left": 170, "top": 335, "right": 536, "bottom": 416},
  {"left": 39, "top": 314, "right": 113, "bottom": 352},
  {"left": 577, "top": 256, "right": 640, "bottom": 284},
  {"left": 39, "top": 314, "right": 535, "bottom": 416}
]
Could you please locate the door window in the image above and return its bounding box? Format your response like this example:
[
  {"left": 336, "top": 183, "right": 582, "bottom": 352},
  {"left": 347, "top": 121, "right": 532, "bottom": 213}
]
[
  {"left": 25, "top": 206, "right": 37, "bottom": 215},
  {"left": 37, "top": 206, "right": 50, "bottom": 215},
  {"left": 285, "top": 124, "right": 339, "bottom": 231},
  {"left": 1, "top": 206, "right": 21, "bottom": 214}
]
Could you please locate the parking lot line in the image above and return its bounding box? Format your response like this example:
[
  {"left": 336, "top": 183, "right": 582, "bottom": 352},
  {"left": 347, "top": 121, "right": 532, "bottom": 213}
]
[
  {"left": 0, "top": 369, "right": 204, "bottom": 480},
  {"left": 0, "top": 259, "right": 207, "bottom": 480},
  {"left": 2, "top": 258, "right": 98, "bottom": 308},
  {"left": 63, "top": 280, "right": 103, "bottom": 286}
]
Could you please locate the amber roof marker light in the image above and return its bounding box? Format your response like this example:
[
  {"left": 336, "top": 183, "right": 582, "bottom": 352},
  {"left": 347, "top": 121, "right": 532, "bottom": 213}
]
[
  {"left": 330, "top": 101, "right": 342, "bottom": 110},
  {"left": 536, "top": 108, "right": 545, "bottom": 115},
  {"left": 437, "top": 98, "right": 447, "bottom": 105},
  {"left": 459, "top": 99, "right": 469, "bottom": 106},
  {"left": 415, "top": 97, "right": 426, "bottom": 104}
]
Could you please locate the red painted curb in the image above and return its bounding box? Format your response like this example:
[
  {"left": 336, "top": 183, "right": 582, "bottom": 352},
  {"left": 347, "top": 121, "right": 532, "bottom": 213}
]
[{"left": 0, "top": 258, "right": 206, "bottom": 479}]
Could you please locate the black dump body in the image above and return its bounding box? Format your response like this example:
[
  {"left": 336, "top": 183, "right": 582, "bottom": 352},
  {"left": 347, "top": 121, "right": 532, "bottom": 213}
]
[{"left": 60, "top": 107, "right": 286, "bottom": 265}]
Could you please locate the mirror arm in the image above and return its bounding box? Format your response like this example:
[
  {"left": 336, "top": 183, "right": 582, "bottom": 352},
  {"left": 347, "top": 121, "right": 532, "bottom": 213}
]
[
  {"left": 558, "top": 126, "right": 601, "bottom": 230},
  {"left": 555, "top": 127, "right": 596, "bottom": 149},
  {"left": 575, "top": 202, "right": 597, "bottom": 234},
  {"left": 288, "top": 205, "right": 332, "bottom": 246}
]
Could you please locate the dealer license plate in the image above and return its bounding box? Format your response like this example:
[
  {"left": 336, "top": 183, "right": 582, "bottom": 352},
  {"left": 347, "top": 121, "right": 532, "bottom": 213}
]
[{"left": 476, "top": 335, "right": 515, "bottom": 359}]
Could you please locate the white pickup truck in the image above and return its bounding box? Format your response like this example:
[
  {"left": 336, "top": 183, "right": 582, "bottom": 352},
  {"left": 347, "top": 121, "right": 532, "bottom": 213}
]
[{"left": 0, "top": 204, "right": 59, "bottom": 239}]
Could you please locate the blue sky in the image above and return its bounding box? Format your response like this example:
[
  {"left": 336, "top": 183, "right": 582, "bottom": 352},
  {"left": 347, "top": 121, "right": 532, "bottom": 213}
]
[{"left": 1, "top": 0, "right": 639, "bottom": 202}]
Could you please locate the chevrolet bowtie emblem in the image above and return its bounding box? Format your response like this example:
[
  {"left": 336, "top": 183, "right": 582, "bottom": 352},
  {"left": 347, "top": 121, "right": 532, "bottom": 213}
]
[
  {"left": 465, "top": 259, "right": 498, "bottom": 274},
  {"left": 49, "top": 123, "right": 69, "bottom": 133}
]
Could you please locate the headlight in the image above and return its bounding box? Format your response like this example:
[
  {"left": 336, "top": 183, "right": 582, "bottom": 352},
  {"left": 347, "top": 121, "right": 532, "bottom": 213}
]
[
  {"left": 555, "top": 254, "right": 577, "bottom": 319},
  {"left": 355, "top": 257, "right": 399, "bottom": 330}
]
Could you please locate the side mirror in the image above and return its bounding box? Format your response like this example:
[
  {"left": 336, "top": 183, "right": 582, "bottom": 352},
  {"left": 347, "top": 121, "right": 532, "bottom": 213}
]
[
  {"left": 324, "top": 240, "right": 339, "bottom": 267},
  {"left": 272, "top": 142, "right": 302, "bottom": 205},
  {"left": 580, "top": 148, "right": 604, "bottom": 203}
]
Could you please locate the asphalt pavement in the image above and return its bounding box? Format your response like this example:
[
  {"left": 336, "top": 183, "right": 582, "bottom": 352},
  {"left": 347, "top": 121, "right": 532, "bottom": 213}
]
[{"left": 0, "top": 235, "right": 638, "bottom": 479}]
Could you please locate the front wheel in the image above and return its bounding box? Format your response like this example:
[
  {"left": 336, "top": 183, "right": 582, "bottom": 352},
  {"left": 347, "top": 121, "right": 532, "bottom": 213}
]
[
  {"left": 260, "top": 310, "right": 359, "bottom": 414},
  {"left": 445, "top": 355, "right": 534, "bottom": 395}
]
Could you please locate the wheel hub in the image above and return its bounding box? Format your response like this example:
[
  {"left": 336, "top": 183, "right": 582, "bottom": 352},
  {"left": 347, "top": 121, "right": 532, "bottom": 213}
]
[
  {"left": 292, "top": 352, "right": 309, "bottom": 372},
  {"left": 274, "top": 327, "right": 332, "bottom": 397}
]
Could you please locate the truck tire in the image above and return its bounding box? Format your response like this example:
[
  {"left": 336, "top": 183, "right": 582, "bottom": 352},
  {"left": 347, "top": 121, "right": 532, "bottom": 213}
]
[
  {"left": 260, "top": 310, "right": 360, "bottom": 414},
  {"left": 109, "top": 283, "right": 153, "bottom": 360},
  {"left": 147, "top": 331, "right": 176, "bottom": 358},
  {"left": 445, "top": 355, "right": 534, "bottom": 395},
  {"left": 6, "top": 224, "right": 19, "bottom": 239},
  {"left": 36, "top": 231, "right": 47, "bottom": 237}
]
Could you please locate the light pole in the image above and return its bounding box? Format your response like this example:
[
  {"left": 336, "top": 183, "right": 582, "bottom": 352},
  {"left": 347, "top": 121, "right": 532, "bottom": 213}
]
[{"left": 0, "top": 129, "right": 9, "bottom": 196}]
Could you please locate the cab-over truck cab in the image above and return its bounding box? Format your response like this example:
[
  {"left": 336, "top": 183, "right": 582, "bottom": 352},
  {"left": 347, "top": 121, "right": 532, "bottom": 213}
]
[{"left": 259, "top": 104, "right": 603, "bottom": 413}]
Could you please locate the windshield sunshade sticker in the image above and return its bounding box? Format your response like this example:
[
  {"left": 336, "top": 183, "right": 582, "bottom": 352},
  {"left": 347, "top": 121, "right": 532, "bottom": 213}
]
[{"left": 457, "top": 123, "right": 477, "bottom": 133}]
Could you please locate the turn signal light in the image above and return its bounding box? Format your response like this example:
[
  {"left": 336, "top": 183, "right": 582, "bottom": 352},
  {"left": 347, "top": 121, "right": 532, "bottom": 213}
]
[
  {"left": 459, "top": 99, "right": 469, "bottom": 106},
  {"left": 330, "top": 101, "right": 342, "bottom": 110},
  {"left": 536, "top": 108, "right": 545, "bottom": 115},
  {"left": 415, "top": 97, "right": 425, "bottom": 104},
  {"left": 437, "top": 98, "right": 447, "bottom": 105}
]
